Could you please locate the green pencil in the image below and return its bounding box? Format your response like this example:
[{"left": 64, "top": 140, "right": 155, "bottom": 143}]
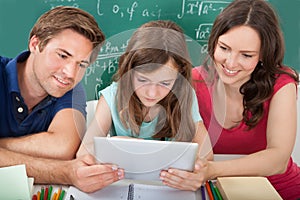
[
  {"left": 47, "top": 185, "right": 53, "bottom": 200},
  {"left": 214, "top": 184, "right": 223, "bottom": 200},
  {"left": 58, "top": 189, "right": 65, "bottom": 200}
]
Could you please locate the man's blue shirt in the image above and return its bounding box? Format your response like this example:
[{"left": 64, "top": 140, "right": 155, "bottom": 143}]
[{"left": 0, "top": 51, "right": 87, "bottom": 137}]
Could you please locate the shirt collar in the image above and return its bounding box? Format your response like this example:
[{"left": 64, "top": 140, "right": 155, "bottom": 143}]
[{"left": 6, "top": 51, "right": 30, "bottom": 93}]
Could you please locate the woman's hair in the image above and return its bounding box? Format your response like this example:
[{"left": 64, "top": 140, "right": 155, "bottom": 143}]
[
  {"left": 29, "top": 6, "right": 105, "bottom": 63},
  {"left": 206, "top": 0, "right": 299, "bottom": 129},
  {"left": 114, "top": 20, "right": 195, "bottom": 141}
]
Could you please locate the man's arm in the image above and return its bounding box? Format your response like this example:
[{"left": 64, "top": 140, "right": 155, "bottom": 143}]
[
  {"left": 0, "top": 108, "right": 85, "bottom": 159},
  {"left": 0, "top": 147, "right": 124, "bottom": 193}
]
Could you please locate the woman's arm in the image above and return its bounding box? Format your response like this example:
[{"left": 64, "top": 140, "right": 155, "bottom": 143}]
[{"left": 208, "top": 83, "right": 297, "bottom": 179}]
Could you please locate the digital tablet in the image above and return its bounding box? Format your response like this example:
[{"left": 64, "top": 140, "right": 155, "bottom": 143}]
[{"left": 94, "top": 137, "right": 198, "bottom": 181}]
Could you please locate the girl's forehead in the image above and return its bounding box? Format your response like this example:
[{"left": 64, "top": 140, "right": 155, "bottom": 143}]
[{"left": 134, "top": 63, "right": 178, "bottom": 81}]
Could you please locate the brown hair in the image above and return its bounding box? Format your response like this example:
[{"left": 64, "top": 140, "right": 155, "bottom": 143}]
[
  {"left": 206, "top": 0, "right": 299, "bottom": 129},
  {"left": 29, "top": 6, "right": 105, "bottom": 63},
  {"left": 114, "top": 20, "right": 195, "bottom": 141}
]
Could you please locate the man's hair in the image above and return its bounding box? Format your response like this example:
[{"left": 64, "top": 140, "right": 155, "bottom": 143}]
[{"left": 29, "top": 6, "right": 105, "bottom": 62}]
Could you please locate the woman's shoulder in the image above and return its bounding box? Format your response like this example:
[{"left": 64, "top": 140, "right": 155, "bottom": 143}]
[
  {"left": 192, "top": 66, "right": 208, "bottom": 80},
  {"left": 273, "top": 66, "right": 298, "bottom": 93}
]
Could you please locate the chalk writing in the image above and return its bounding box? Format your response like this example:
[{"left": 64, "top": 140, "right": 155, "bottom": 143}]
[
  {"left": 97, "top": 0, "right": 162, "bottom": 20},
  {"left": 178, "top": 0, "right": 229, "bottom": 19},
  {"left": 195, "top": 23, "right": 212, "bottom": 42}
]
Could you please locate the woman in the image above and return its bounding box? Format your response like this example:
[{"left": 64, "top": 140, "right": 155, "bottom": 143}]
[{"left": 192, "top": 0, "right": 300, "bottom": 199}]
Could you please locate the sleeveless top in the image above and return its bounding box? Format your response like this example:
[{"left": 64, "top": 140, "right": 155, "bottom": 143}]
[
  {"left": 99, "top": 82, "right": 202, "bottom": 140},
  {"left": 192, "top": 66, "right": 300, "bottom": 200}
]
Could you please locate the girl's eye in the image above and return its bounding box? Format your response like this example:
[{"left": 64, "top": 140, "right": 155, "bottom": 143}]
[
  {"left": 160, "top": 82, "right": 171, "bottom": 87},
  {"left": 137, "top": 78, "right": 147, "bottom": 83}
]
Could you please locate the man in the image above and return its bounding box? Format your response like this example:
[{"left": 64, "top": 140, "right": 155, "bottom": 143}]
[{"left": 0, "top": 6, "right": 123, "bottom": 193}]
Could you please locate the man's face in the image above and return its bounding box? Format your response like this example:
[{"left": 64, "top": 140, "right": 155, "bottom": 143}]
[{"left": 29, "top": 29, "right": 93, "bottom": 98}]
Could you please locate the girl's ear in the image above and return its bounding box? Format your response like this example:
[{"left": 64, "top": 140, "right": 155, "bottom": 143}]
[{"left": 29, "top": 35, "right": 40, "bottom": 52}]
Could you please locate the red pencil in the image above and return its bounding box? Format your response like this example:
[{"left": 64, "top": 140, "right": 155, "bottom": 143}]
[
  {"left": 44, "top": 187, "right": 48, "bottom": 200},
  {"left": 32, "top": 194, "right": 37, "bottom": 200},
  {"left": 205, "top": 181, "right": 214, "bottom": 200}
]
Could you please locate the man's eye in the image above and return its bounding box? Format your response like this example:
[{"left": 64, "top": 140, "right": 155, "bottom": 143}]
[
  {"left": 78, "top": 63, "right": 89, "bottom": 68},
  {"left": 57, "top": 52, "right": 67, "bottom": 59}
]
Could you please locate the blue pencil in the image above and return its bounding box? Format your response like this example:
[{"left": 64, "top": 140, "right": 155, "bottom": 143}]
[{"left": 201, "top": 185, "right": 206, "bottom": 200}]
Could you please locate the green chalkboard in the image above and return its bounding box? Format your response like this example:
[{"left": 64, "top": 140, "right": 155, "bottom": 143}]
[{"left": 0, "top": 0, "right": 299, "bottom": 100}]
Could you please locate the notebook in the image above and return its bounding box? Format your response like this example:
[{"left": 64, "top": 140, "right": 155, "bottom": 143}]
[
  {"left": 216, "top": 176, "right": 283, "bottom": 200},
  {"left": 0, "top": 164, "right": 34, "bottom": 200},
  {"left": 66, "top": 180, "right": 200, "bottom": 200},
  {"left": 94, "top": 137, "right": 198, "bottom": 181}
]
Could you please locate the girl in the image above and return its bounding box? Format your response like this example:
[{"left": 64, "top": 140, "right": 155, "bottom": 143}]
[{"left": 78, "top": 20, "right": 212, "bottom": 191}]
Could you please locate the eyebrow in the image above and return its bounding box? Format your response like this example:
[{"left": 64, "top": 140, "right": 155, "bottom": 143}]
[
  {"left": 136, "top": 73, "right": 176, "bottom": 82},
  {"left": 218, "top": 41, "right": 259, "bottom": 53},
  {"left": 58, "top": 48, "right": 90, "bottom": 65}
]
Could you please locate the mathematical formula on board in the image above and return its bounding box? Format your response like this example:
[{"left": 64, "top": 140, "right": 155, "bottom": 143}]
[{"left": 43, "top": 0, "right": 230, "bottom": 100}]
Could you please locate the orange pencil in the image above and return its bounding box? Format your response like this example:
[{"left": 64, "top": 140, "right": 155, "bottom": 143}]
[
  {"left": 37, "top": 191, "right": 41, "bottom": 200},
  {"left": 51, "top": 193, "right": 57, "bottom": 200},
  {"left": 205, "top": 181, "right": 214, "bottom": 200}
]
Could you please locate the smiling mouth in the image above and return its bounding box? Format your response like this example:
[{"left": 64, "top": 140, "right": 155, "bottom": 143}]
[
  {"left": 222, "top": 65, "right": 239, "bottom": 75},
  {"left": 54, "top": 76, "right": 70, "bottom": 86}
]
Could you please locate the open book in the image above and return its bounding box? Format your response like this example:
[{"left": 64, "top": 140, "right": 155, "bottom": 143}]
[{"left": 216, "top": 176, "right": 282, "bottom": 200}]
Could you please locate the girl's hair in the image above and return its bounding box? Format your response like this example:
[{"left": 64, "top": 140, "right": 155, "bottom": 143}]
[
  {"left": 114, "top": 20, "right": 195, "bottom": 141},
  {"left": 29, "top": 6, "right": 105, "bottom": 63},
  {"left": 206, "top": 0, "right": 299, "bottom": 129}
]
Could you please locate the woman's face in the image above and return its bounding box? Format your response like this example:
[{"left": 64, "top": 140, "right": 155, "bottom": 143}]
[
  {"left": 133, "top": 60, "right": 178, "bottom": 108},
  {"left": 213, "top": 25, "right": 261, "bottom": 88}
]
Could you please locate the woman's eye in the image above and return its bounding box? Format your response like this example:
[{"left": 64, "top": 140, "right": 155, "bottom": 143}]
[
  {"left": 219, "top": 45, "right": 227, "bottom": 51},
  {"left": 243, "top": 54, "right": 253, "bottom": 58}
]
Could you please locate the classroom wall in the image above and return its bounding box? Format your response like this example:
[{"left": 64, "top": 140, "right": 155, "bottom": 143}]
[{"left": 0, "top": 0, "right": 299, "bottom": 101}]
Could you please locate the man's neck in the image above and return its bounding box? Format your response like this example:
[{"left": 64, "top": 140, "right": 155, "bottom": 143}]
[{"left": 17, "top": 59, "right": 47, "bottom": 112}]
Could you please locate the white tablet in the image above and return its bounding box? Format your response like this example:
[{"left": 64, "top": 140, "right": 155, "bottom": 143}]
[{"left": 94, "top": 137, "right": 198, "bottom": 181}]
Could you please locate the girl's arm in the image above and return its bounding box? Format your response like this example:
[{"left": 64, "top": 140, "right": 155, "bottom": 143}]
[{"left": 77, "top": 96, "right": 113, "bottom": 157}]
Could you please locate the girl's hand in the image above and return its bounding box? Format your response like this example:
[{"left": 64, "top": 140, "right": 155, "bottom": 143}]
[{"left": 159, "top": 157, "right": 209, "bottom": 191}]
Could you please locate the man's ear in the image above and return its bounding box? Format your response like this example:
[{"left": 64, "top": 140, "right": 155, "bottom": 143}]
[{"left": 29, "top": 35, "right": 40, "bottom": 52}]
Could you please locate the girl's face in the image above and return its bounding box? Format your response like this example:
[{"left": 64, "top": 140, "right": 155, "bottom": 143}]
[
  {"left": 213, "top": 25, "right": 261, "bottom": 88},
  {"left": 133, "top": 60, "right": 178, "bottom": 108}
]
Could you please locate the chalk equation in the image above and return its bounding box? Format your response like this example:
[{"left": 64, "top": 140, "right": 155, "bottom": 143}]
[
  {"left": 177, "top": 0, "right": 229, "bottom": 19},
  {"left": 97, "top": 0, "right": 162, "bottom": 20},
  {"left": 44, "top": 0, "right": 79, "bottom": 9}
]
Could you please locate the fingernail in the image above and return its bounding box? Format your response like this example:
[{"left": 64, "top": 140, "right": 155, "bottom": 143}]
[{"left": 112, "top": 165, "right": 118, "bottom": 171}]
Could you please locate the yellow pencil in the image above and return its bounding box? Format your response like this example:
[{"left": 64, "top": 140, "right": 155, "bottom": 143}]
[{"left": 56, "top": 188, "right": 61, "bottom": 200}]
